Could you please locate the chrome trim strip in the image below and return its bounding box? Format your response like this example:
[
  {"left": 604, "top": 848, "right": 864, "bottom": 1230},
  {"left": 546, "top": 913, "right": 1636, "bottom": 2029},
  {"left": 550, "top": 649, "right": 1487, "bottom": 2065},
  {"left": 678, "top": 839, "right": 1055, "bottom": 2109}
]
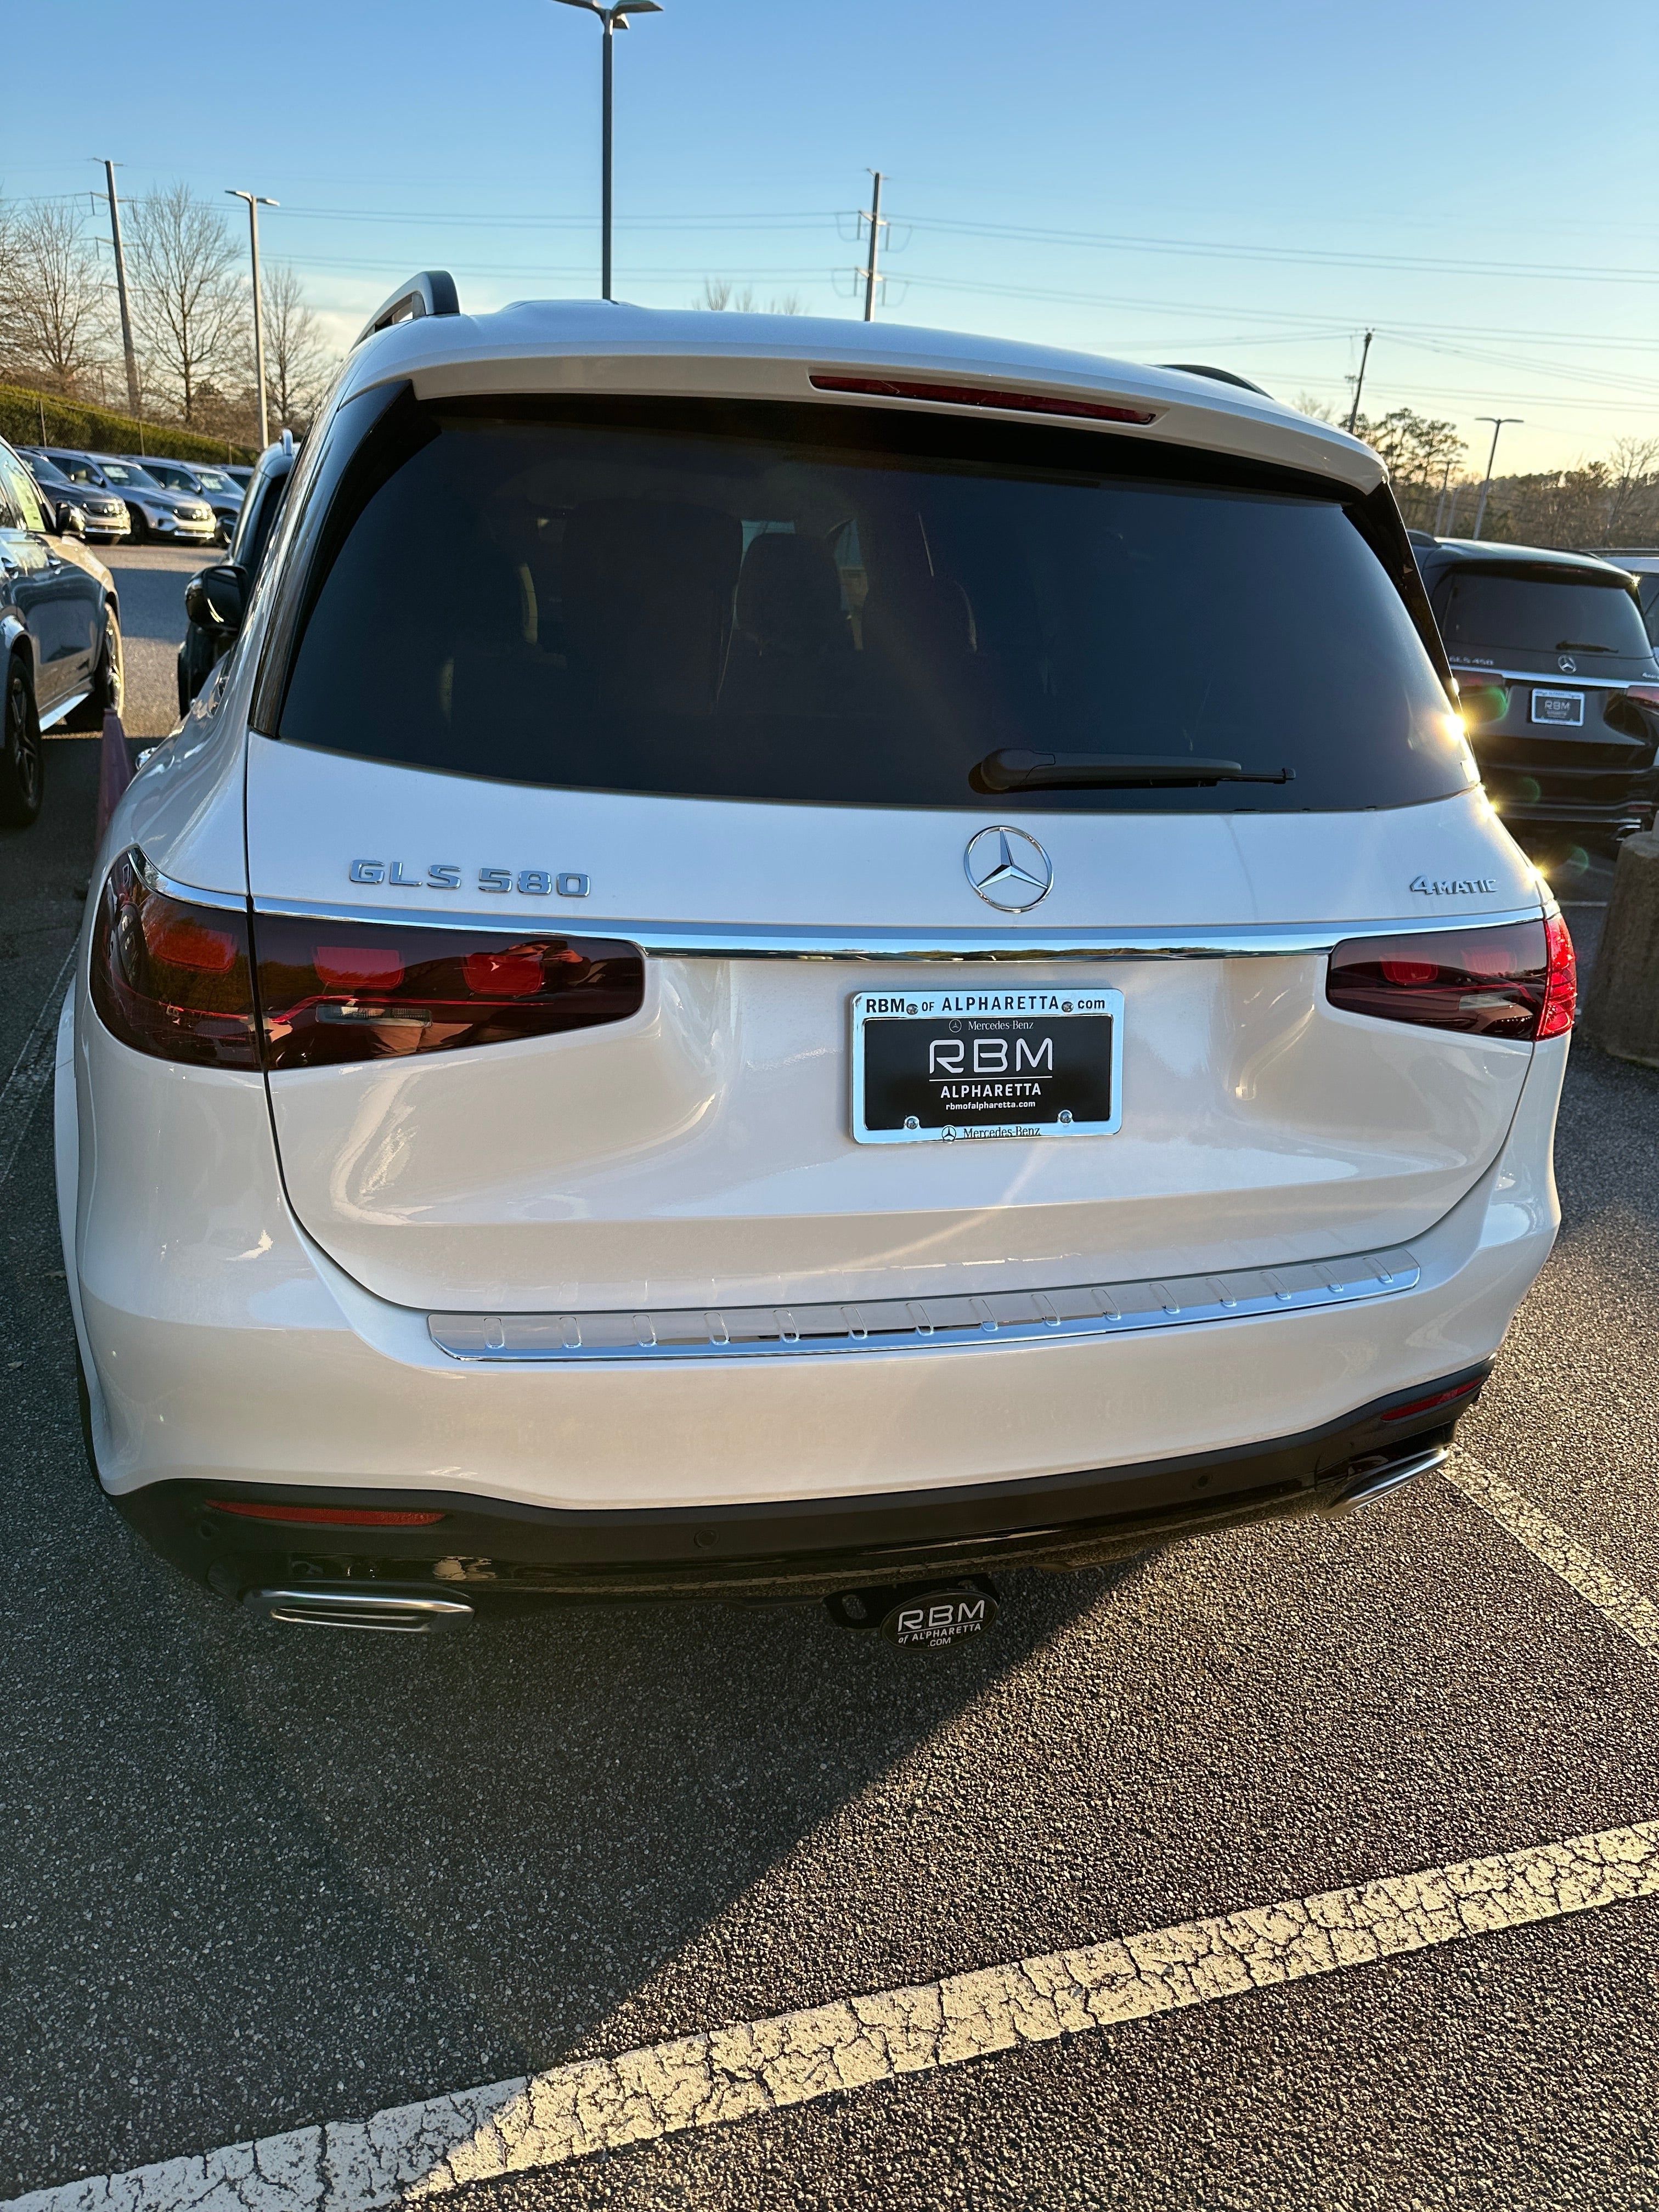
[
  {"left": 36, "top": 687, "right": 91, "bottom": 733},
  {"left": 429, "top": 1246, "right": 1421, "bottom": 1364},
  {"left": 240, "top": 896, "right": 1546, "bottom": 963},
  {"left": 136, "top": 849, "right": 249, "bottom": 914},
  {"left": 1452, "top": 665, "right": 1636, "bottom": 693}
]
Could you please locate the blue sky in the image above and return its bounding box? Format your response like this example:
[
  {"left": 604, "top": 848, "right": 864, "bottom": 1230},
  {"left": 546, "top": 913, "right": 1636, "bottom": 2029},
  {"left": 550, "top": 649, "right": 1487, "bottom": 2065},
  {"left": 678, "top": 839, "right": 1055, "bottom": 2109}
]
[{"left": 7, "top": 0, "right": 1656, "bottom": 474}]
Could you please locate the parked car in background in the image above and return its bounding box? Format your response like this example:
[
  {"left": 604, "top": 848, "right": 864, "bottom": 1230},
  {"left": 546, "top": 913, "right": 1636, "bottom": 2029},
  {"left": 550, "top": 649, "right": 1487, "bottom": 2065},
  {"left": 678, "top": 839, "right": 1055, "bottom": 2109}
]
[
  {"left": 129, "top": 455, "right": 242, "bottom": 544},
  {"left": 69, "top": 287, "right": 1572, "bottom": 1633},
  {"left": 1585, "top": 550, "right": 1659, "bottom": 649},
  {"left": 0, "top": 435, "right": 122, "bottom": 825},
  {"left": 1411, "top": 534, "right": 1659, "bottom": 857},
  {"left": 16, "top": 448, "right": 131, "bottom": 545},
  {"left": 221, "top": 464, "right": 255, "bottom": 490},
  {"left": 39, "top": 451, "right": 216, "bottom": 545},
  {"left": 177, "top": 431, "right": 297, "bottom": 711}
]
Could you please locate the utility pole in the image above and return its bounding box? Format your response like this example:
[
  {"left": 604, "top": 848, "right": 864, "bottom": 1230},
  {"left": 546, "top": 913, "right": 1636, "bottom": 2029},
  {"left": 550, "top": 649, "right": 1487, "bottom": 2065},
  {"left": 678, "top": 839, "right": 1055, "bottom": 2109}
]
[
  {"left": 228, "top": 190, "right": 278, "bottom": 447},
  {"left": 1432, "top": 454, "right": 1454, "bottom": 535},
  {"left": 1345, "top": 329, "right": 1374, "bottom": 435},
  {"left": 103, "top": 161, "right": 142, "bottom": 420},
  {"left": 551, "top": 0, "right": 664, "bottom": 303},
  {"left": 1473, "top": 416, "right": 1523, "bottom": 541},
  {"left": 860, "top": 171, "right": 886, "bottom": 321}
]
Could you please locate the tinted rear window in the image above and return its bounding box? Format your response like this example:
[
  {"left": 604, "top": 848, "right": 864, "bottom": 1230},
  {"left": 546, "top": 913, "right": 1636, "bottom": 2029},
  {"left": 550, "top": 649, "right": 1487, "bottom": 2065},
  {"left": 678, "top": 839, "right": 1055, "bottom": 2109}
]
[
  {"left": 1434, "top": 567, "right": 1651, "bottom": 660},
  {"left": 271, "top": 394, "right": 1467, "bottom": 814}
]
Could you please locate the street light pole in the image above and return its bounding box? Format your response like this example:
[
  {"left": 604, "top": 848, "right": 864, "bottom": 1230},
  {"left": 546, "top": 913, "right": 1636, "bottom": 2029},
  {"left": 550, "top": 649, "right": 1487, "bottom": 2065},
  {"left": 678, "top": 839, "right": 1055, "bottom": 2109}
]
[
  {"left": 1345, "top": 328, "right": 1374, "bottom": 435},
  {"left": 1472, "top": 416, "right": 1523, "bottom": 541},
  {"left": 228, "top": 189, "right": 278, "bottom": 447},
  {"left": 552, "top": 0, "right": 664, "bottom": 303}
]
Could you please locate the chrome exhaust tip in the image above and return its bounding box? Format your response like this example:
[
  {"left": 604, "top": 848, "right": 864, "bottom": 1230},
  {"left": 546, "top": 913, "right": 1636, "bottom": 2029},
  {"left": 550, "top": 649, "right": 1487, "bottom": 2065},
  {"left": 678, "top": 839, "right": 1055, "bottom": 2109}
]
[
  {"left": 247, "top": 1588, "right": 475, "bottom": 1633},
  {"left": 1324, "top": 1444, "right": 1448, "bottom": 1516}
]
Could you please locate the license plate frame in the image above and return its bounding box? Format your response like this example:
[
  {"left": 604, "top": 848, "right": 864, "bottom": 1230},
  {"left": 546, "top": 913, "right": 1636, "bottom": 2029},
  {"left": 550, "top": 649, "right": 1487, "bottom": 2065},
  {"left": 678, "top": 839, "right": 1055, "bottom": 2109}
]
[
  {"left": 1531, "top": 687, "right": 1585, "bottom": 726},
  {"left": 850, "top": 986, "right": 1125, "bottom": 1146}
]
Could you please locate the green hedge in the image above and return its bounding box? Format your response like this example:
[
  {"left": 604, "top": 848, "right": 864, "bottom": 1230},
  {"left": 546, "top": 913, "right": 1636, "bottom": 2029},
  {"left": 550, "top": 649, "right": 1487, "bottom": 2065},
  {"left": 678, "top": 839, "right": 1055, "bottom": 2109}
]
[{"left": 0, "top": 382, "right": 257, "bottom": 465}]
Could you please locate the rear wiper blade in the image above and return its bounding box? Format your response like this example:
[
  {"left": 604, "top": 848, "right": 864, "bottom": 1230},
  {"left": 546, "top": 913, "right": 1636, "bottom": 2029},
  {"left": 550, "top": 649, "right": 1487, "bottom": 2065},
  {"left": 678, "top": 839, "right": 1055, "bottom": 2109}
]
[
  {"left": 973, "top": 748, "right": 1295, "bottom": 793},
  {"left": 1551, "top": 640, "right": 1617, "bottom": 654}
]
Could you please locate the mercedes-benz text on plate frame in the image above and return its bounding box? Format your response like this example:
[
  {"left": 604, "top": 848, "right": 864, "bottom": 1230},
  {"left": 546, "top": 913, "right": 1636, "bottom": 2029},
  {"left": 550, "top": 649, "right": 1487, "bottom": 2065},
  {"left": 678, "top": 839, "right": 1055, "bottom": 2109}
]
[
  {"left": 965, "top": 826, "right": 1052, "bottom": 912},
  {"left": 851, "top": 988, "right": 1125, "bottom": 1145}
]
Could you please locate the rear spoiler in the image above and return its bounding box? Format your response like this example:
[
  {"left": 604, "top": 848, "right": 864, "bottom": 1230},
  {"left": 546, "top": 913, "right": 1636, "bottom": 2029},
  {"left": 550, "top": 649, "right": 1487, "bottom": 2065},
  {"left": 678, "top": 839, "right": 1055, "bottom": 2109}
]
[{"left": 354, "top": 270, "right": 460, "bottom": 349}]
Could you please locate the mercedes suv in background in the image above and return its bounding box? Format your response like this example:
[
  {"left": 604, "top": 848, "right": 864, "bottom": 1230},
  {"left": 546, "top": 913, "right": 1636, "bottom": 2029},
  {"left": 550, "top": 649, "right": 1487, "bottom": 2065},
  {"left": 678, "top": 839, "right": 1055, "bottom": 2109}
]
[
  {"left": 177, "top": 431, "right": 296, "bottom": 710},
  {"left": 1412, "top": 535, "right": 1659, "bottom": 861},
  {"left": 130, "top": 455, "right": 244, "bottom": 544},
  {"left": 16, "top": 448, "right": 131, "bottom": 544},
  {"left": 60, "top": 286, "right": 1573, "bottom": 1637},
  {"left": 38, "top": 451, "right": 216, "bottom": 544}
]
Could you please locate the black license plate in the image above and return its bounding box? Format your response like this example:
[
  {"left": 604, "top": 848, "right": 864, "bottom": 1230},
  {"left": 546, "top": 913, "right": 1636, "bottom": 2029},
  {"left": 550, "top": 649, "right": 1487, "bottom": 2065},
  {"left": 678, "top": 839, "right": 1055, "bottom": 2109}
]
[{"left": 851, "top": 987, "right": 1124, "bottom": 1144}]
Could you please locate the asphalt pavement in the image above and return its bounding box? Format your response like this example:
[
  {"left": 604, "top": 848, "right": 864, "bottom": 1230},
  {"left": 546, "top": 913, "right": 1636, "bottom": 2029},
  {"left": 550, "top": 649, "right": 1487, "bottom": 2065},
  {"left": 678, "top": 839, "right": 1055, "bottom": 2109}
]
[
  {"left": 1, "top": 759, "right": 1655, "bottom": 2208},
  {"left": 99, "top": 544, "right": 202, "bottom": 740}
]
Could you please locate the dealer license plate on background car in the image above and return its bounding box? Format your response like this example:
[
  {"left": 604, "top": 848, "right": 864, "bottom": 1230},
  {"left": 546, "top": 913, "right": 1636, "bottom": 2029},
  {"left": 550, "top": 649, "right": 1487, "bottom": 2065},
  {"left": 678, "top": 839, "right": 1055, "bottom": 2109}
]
[
  {"left": 850, "top": 988, "right": 1125, "bottom": 1144},
  {"left": 1531, "top": 688, "right": 1585, "bottom": 725}
]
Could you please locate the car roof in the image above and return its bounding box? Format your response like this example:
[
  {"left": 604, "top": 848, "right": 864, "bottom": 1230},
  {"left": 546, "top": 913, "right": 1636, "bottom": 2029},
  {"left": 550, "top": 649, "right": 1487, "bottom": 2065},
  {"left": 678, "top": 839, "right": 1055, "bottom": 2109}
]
[
  {"left": 340, "top": 298, "right": 1387, "bottom": 496},
  {"left": 1414, "top": 536, "right": 1638, "bottom": 583}
]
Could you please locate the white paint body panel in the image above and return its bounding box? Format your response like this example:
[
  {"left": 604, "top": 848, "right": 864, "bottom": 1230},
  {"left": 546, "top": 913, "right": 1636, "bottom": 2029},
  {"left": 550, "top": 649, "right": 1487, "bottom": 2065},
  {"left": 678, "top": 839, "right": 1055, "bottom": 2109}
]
[{"left": 59, "top": 300, "right": 1566, "bottom": 1518}]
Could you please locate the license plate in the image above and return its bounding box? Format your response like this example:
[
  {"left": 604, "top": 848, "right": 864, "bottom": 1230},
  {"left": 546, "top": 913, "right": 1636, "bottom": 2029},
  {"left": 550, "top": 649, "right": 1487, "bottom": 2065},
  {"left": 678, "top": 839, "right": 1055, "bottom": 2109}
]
[
  {"left": 850, "top": 986, "right": 1124, "bottom": 1144},
  {"left": 1531, "top": 688, "right": 1585, "bottom": 725}
]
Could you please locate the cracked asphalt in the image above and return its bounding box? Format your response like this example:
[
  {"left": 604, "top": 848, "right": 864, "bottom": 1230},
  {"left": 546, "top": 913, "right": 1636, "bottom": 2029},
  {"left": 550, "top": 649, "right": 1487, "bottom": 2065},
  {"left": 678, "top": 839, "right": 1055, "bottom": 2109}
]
[{"left": 2, "top": 763, "right": 1656, "bottom": 2207}]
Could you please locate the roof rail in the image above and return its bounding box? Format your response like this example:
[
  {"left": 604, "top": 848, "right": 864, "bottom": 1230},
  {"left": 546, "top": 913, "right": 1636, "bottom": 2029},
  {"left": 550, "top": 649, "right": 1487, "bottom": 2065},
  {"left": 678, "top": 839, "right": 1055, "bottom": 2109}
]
[
  {"left": 1157, "top": 362, "right": 1272, "bottom": 398},
  {"left": 354, "top": 270, "right": 461, "bottom": 349}
]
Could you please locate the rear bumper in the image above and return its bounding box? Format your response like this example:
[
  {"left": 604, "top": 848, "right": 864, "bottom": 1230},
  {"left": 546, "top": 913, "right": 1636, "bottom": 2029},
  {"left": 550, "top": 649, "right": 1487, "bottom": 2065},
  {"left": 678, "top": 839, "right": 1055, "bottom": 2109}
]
[
  {"left": 61, "top": 971, "right": 1568, "bottom": 1596},
  {"left": 114, "top": 1377, "right": 1485, "bottom": 1602}
]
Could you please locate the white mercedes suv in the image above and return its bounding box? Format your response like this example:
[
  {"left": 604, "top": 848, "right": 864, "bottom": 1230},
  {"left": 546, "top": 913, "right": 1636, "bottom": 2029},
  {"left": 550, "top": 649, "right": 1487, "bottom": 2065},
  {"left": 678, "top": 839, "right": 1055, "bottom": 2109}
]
[{"left": 57, "top": 276, "right": 1575, "bottom": 1638}]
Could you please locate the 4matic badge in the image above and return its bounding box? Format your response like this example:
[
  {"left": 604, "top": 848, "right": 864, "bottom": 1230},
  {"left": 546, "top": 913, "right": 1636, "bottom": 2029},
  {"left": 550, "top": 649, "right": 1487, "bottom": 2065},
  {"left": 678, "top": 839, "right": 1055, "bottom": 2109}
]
[
  {"left": 1410, "top": 873, "right": 1497, "bottom": 896},
  {"left": 348, "top": 861, "right": 590, "bottom": 898}
]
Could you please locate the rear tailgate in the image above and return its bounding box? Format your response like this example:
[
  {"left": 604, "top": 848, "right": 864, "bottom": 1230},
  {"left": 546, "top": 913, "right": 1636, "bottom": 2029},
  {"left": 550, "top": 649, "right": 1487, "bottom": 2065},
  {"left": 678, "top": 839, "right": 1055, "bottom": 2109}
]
[{"left": 247, "top": 739, "right": 1539, "bottom": 1311}]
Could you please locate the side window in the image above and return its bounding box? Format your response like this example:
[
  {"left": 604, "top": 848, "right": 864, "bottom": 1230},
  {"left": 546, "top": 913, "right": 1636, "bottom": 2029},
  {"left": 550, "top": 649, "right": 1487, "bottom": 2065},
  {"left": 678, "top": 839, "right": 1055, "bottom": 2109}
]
[{"left": 0, "top": 450, "right": 36, "bottom": 531}]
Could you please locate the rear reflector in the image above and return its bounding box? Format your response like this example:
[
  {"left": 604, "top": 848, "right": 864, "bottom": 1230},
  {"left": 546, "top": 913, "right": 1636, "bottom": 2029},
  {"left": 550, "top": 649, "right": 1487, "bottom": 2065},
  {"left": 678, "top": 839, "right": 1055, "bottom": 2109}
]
[
  {"left": 808, "top": 373, "right": 1160, "bottom": 427},
  {"left": 1624, "top": 684, "right": 1659, "bottom": 712},
  {"left": 207, "top": 1500, "right": 448, "bottom": 1526},
  {"left": 1381, "top": 1380, "right": 1482, "bottom": 1423},
  {"left": 1327, "top": 915, "right": 1575, "bottom": 1042}
]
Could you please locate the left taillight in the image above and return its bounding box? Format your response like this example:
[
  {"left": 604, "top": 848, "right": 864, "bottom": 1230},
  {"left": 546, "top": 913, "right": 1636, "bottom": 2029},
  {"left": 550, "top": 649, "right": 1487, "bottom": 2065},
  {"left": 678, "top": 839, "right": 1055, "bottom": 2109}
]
[
  {"left": 91, "top": 849, "right": 647, "bottom": 1069},
  {"left": 90, "top": 849, "right": 259, "bottom": 1066},
  {"left": 1326, "top": 913, "right": 1575, "bottom": 1042}
]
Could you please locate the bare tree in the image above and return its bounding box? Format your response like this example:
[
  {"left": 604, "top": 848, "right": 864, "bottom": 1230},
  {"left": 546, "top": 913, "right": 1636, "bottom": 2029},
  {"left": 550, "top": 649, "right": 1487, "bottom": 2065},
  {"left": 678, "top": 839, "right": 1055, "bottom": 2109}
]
[
  {"left": 260, "top": 262, "right": 334, "bottom": 433},
  {"left": 0, "top": 199, "right": 109, "bottom": 392},
  {"left": 697, "top": 276, "right": 804, "bottom": 314},
  {"left": 127, "top": 182, "right": 241, "bottom": 425}
]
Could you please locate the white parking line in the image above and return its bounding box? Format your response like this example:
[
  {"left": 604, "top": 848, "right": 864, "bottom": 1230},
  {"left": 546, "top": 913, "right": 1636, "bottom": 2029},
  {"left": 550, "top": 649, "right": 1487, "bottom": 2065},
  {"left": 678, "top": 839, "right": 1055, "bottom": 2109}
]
[
  {"left": 0, "top": 949, "right": 75, "bottom": 1194},
  {"left": 9, "top": 1815, "right": 1656, "bottom": 2210},
  {"left": 1444, "top": 1455, "right": 1659, "bottom": 1653}
]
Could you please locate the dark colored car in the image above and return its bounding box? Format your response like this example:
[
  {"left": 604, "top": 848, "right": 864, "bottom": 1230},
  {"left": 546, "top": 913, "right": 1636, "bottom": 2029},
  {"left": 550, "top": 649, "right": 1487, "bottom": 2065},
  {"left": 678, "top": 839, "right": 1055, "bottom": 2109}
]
[
  {"left": 38, "top": 450, "right": 217, "bottom": 545},
  {"left": 1412, "top": 535, "right": 1659, "bottom": 851},
  {"left": 15, "top": 448, "right": 131, "bottom": 544},
  {"left": 177, "top": 432, "right": 296, "bottom": 712},
  {"left": 0, "top": 437, "right": 122, "bottom": 826},
  {"left": 129, "top": 455, "right": 242, "bottom": 544}
]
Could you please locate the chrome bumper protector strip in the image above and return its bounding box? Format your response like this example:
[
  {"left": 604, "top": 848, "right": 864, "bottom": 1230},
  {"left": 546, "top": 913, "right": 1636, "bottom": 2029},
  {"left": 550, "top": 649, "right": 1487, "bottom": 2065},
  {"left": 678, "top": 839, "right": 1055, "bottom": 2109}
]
[{"left": 428, "top": 1247, "right": 1421, "bottom": 1364}]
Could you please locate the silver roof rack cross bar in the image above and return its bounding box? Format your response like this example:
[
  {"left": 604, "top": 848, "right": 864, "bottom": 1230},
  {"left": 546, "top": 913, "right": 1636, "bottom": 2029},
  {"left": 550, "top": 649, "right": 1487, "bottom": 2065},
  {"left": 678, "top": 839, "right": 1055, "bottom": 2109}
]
[{"left": 354, "top": 270, "right": 461, "bottom": 349}]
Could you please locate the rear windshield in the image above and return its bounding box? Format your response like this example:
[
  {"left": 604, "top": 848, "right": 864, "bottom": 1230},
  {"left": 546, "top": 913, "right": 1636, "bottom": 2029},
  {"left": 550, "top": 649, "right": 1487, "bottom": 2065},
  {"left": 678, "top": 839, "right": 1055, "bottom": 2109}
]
[
  {"left": 1637, "top": 574, "right": 1659, "bottom": 646},
  {"left": 1434, "top": 567, "right": 1651, "bottom": 661},
  {"left": 271, "top": 393, "right": 1467, "bottom": 814}
]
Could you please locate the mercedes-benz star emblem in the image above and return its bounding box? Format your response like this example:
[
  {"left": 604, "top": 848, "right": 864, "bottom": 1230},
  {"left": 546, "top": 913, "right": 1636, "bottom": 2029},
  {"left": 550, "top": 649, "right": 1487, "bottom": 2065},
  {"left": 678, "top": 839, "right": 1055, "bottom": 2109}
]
[
  {"left": 964, "top": 825, "right": 1053, "bottom": 912},
  {"left": 1559, "top": 654, "right": 1577, "bottom": 674}
]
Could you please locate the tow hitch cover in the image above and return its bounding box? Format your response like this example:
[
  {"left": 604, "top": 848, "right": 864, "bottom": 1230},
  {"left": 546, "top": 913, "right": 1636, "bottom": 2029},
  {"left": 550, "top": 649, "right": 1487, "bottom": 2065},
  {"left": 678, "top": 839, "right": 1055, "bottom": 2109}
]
[{"left": 826, "top": 1578, "right": 1000, "bottom": 1648}]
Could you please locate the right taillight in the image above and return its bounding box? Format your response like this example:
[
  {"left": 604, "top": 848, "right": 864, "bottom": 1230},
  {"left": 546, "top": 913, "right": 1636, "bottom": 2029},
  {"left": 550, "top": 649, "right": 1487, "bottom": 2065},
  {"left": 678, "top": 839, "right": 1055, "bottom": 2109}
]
[
  {"left": 91, "top": 849, "right": 646, "bottom": 1069},
  {"left": 1327, "top": 915, "right": 1575, "bottom": 1042}
]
